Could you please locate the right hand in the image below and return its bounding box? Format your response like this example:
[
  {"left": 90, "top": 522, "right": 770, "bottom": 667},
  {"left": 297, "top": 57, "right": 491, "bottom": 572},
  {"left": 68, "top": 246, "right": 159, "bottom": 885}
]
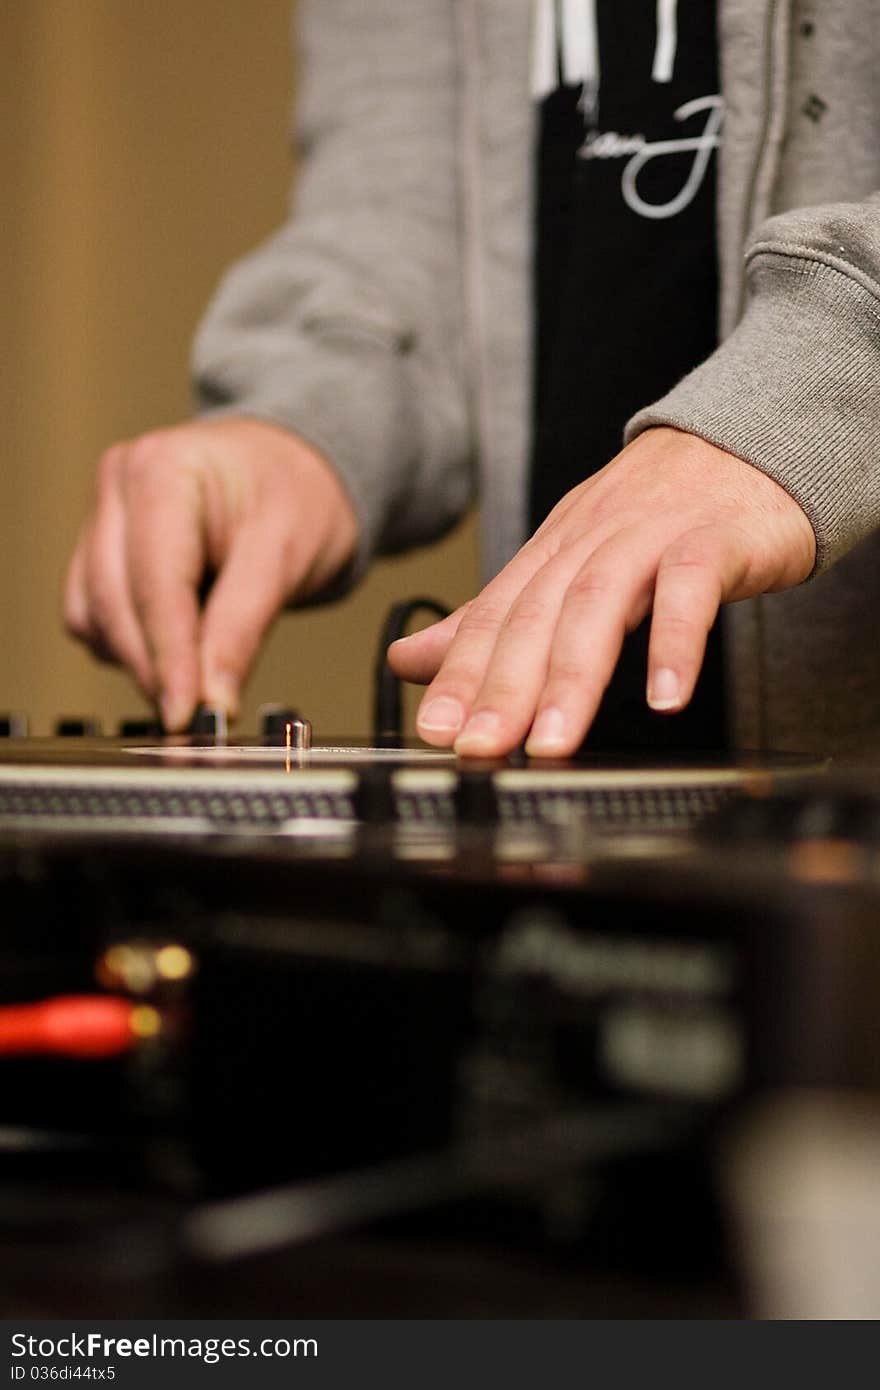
[{"left": 63, "top": 417, "right": 359, "bottom": 730}]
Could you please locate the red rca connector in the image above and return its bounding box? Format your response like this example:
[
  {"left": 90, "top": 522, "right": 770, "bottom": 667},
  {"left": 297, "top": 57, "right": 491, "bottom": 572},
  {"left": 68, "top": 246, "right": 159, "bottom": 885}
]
[{"left": 0, "top": 995, "right": 160, "bottom": 1059}]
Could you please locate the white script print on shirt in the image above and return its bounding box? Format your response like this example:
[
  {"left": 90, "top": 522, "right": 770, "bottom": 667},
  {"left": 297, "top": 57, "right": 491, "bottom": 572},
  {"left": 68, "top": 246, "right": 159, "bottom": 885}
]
[
  {"left": 585, "top": 94, "right": 724, "bottom": 221},
  {"left": 531, "top": 0, "right": 724, "bottom": 221}
]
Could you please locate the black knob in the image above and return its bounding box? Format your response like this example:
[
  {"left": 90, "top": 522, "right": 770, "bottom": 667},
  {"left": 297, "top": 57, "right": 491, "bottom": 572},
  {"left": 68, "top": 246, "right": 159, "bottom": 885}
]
[
  {"left": 258, "top": 704, "right": 301, "bottom": 743},
  {"left": 0, "top": 714, "right": 28, "bottom": 738},
  {"left": 55, "top": 717, "right": 101, "bottom": 737},
  {"left": 188, "top": 705, "right": 228, "bottom": 739},
  {"left": 118, "top": 718, "right": 163, "bottom": 738}
]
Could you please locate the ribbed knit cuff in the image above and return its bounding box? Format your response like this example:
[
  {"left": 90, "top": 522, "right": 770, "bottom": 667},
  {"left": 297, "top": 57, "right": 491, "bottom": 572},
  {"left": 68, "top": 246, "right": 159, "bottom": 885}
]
[{"left": 625, "top": 254, "right": 880, "bottom": 575}]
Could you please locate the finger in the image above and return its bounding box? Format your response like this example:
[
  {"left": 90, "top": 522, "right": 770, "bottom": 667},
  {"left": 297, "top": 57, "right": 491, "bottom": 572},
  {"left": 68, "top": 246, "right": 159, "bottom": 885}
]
[
  {"left": 387, "top": 511, "right": 615, "bottom": 688},
  {"left": 645, "top": 527, "right": 742, "bottom": 713},
  {"left": 386, "top": 606, "right": 467, "bottom": 684},
  {"left": 198, "top": 518, "right": 295, "bottom": 715},
  {"left": 413, "top": 536, "right": 558, "bottom": 746},
  {"left": 452, "top": 542, "right": 609, "bottom": 756},
  {"left": 524, "top": 530, "right": 658, "bottom": 757},
  {"left": 62, "top": 529, "right": 92, "bottom": 642},
  {"left": 81, "top": 458, "right": 157, "bottom": 695},
  {"left": 123, "top": 454, "right": 205, "bottom": 731},
  {"left": 63, "top": 526, "right": 119, "bottom": 664}
]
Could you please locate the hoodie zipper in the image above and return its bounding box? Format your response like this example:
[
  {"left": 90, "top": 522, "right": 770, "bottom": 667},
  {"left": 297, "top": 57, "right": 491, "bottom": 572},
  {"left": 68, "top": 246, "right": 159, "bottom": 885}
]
[
  {"left": 735, "top": 0, "right": 782, "bottom": 325},
  {"left": 736, "top": 0, "right": 788, "bottom": 750},
  {"left": 454, "top": 0, "right": 491, "bottom": 490}
]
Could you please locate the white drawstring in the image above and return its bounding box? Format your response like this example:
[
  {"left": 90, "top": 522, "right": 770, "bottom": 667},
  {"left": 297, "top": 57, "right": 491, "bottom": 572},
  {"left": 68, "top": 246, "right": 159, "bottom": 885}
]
[
  {"left": 531, "top": 0, "right": 600, "bottom": 116},
  {"left": 530, "top": 0, "right": 558, "bottom": 101},
  {"left": 652, "top": 0, "right": 679, "bottom": 83},
  {"left": 561, "top": 0, "right": 600, "bottom": 88}
]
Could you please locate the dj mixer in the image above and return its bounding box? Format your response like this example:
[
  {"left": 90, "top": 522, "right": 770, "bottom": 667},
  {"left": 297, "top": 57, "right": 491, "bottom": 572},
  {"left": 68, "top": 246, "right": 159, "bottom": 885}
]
[{"left": 0, "top": 705, "right": 879, "bottom": 1317}]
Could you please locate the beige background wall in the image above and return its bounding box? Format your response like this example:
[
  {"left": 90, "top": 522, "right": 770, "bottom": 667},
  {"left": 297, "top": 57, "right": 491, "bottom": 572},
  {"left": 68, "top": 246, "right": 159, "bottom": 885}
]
[{"left": 0, "top": 0, "right": 478, "bottom": 737}]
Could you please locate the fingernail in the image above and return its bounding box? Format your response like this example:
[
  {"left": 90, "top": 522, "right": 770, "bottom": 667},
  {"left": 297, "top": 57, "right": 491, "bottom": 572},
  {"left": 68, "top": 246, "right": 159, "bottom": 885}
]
[
  {"left": 455, "top": 710, "right": 502, "bottom": 753},
  {"left": 203, "top": 671, "right": 240, "bottom": 718},
  {"left": 647, "top": 668, "right": 681, "bottom": 710},
  {"left": 525, "top": 707, "right": 567, "bottom": 754},
  {"left": 418, "top": 695, "right": 464, "bottom": 734}
]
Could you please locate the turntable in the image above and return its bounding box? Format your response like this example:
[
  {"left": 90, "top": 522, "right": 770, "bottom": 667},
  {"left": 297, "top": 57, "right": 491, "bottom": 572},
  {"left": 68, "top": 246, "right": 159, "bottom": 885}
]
[
  {"left": 1, "top": 697, "right": 879, "bottom": 1318},
  {"left": 0, "top": 700, "right": 827, "bottom": 843}
]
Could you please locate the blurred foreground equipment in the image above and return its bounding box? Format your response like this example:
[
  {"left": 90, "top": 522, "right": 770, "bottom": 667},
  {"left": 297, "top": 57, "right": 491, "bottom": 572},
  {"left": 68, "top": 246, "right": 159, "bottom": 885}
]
[{"left": 0, "top": 725, "right": 879, "bottom": 1316}]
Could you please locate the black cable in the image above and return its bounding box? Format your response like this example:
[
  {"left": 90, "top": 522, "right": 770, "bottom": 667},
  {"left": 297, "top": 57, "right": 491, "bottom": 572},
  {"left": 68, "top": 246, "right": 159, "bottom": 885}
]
[{"left": 373, "top": 597, "right": 450, "bottom": 743}]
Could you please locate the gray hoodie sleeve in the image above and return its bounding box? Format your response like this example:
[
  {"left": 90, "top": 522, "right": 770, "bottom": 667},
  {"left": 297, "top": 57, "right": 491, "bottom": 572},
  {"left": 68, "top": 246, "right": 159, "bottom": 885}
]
[
  {"left": 191, "top": 0, "right": 474, "bottom": 581},
  {"left": 625, "top": 195, "right": 880, "bottom": 575}
]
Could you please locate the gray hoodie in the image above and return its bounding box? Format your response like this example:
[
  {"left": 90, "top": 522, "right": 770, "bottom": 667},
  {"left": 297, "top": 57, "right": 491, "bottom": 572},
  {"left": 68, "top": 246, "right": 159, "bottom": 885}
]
[{"left": 194, "top": 0, "right": 880, "bottom": 754}]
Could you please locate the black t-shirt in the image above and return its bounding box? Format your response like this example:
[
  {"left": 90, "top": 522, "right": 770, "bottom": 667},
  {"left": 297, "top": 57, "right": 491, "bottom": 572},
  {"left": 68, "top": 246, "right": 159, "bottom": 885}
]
[{"left": 529, "top": 0, "right": 726, "bottom": 751}]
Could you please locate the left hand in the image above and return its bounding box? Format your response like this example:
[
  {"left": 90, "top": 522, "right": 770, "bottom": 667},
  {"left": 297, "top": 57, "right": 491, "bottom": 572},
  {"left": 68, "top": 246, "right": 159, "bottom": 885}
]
[{"left": 387, "top": 427, "right": 816, "bottom": 758}]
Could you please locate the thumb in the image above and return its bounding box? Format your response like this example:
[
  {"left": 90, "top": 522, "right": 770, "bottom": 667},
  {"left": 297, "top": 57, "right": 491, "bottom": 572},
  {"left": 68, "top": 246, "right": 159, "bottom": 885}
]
[{"left": 387, "top": 604, "right": 467, "bottom": 684}]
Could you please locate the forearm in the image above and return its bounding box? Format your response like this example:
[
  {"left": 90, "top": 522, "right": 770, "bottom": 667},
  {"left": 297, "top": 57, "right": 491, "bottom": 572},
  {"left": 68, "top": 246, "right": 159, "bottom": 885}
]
[{"left": 192, "top": 0, "right": 475, "bottom": 580}]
